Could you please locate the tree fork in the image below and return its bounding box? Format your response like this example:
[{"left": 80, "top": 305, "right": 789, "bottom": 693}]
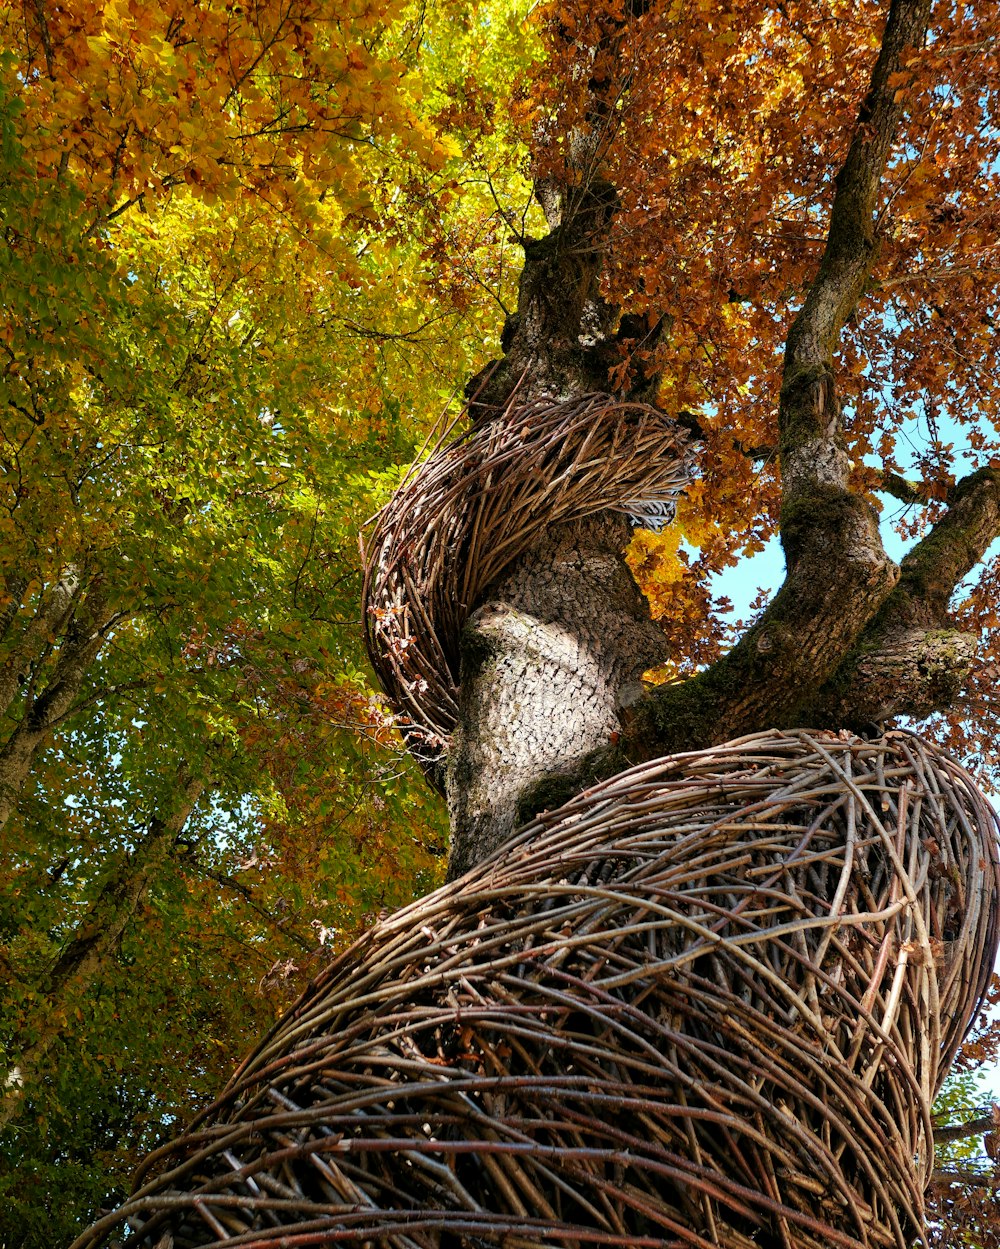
[
  {"left": 487, "top": 0, "right": 941, "bottom": 837},
  {"left": 515, "top": 458, "right": 1000, "bottom": 824}
]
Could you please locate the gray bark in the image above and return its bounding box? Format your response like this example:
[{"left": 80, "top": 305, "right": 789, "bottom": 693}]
[
  {"left": 0, "top": 567, "right": 81, "bottom": 722},
  {"left": 0, "top": 579, "right": 115, "bottom": 832},
  {"left": 446, "top": 512, "right": 664, "bottom": 879}
]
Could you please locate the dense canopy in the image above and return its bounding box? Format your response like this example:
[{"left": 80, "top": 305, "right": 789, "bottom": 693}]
[{"left": 2, "top": 0, "right": 1000, "bottom": 1244}]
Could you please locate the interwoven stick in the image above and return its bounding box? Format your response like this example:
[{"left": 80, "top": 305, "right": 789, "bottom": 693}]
[
  {"left": 74, "top": 730, "right": 1000, "bottom": 1249},
  {"left": 361, "top": 392, "right": 696, "bottom": 778}
]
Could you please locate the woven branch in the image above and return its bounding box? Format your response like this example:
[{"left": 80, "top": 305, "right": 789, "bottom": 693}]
[
  {"left": 361, "top": 392, "right": 696, "bottom": 779},
  {"left": 76, "top": 730, "right": 1000, "bottom": 1249}
]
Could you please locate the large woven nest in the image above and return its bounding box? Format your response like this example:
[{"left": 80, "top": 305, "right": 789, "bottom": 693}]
[
  {"left": 361, "top": 392, "right": 695, "bottom": 778},
  {"left": 77, "top": 730, "right": 1000, "bottom": 1249}
]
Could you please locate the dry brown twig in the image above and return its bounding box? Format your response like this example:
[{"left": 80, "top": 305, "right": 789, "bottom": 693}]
[
  {"left": 361, "top": 390, "right": 696, "bottom": 782},
  {"left": 74, "top": 730, "right": 1000, "bottom": 1249}
]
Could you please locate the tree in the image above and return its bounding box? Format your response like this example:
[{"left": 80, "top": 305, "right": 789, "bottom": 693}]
[
  {"left": 365, "top": 4, "right": 1000, "bottom": 1241},
  {"left": 0, "top": 0, "right": 528, "bottom": 1241},
  {"left": 926, "top": 983, "right": 1000, "bottom": 1247},
  {"left": 429, "top": 0, "right": 1000, "bottom": 879},
  {"left": 6, "top": 0, "right": 1000, "bottom": 1244},
  {"left": 423, "top": 5, "right": 1000, "bottom": 1233}
]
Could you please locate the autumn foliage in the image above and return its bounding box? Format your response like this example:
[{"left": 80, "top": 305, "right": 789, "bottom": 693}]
[
  {"left": 525, "top": 0, "right": 1000, "bottom": 731},
  {"left": 2, "top": 0, "right": 1000, "bottom": 1244},
  {"left": 0, "top": 0, "right": 527, "bottom": 1239}
]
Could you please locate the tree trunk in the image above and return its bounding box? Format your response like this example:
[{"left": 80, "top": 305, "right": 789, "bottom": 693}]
[
  {"left": 446, "top": 512, "right": 665, "bottom": 878},
  {"left": 0, "top": 773, "right": 204, "bottom": 1130},
  {"left": 0, "top": 573, "right": 115, "bottom": 832},
  {"left": 65, "top": 5, "right": 1000, "bottom": 1247},
  {"left": 438, "top": 0, "right": 1000, "bottom": 851}
]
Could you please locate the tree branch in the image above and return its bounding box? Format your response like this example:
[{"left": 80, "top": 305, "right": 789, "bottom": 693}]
[
  {"left": 901, "top": 466, "right": 1000, "bottom": 615},
  {"left": 934, "top": 1112, "right": 996, "bottom": 1145},
  {"left": 807, "top": 466, "right": 1000, "bottom": 724},
  {"left": 877, "top": 469, "right": 937, "bottom": 506},
  {"left": 191, "top": 862, "right": 314, "bottom": 954},
  {"left": 783, "top": 0, "right": 931, "bottom": 442},
  {"left": 931, "top": 1166, "right": 999, "bottom": 1191},
  {"left": 465, "top": 5, "right": 653, "bottom": 414},
  {"left": 637, "top": 0, "right": 931, "bottom": 745},
  {"left": 780, "top": 0, "right": 931, "bottom": 529},
  {"left": 514, "top": 0, "right": 937, "bottom": 820},
  {"left": 0, "top": 579, "right": 115, "bottom": 832},
  {"left": 0, "top": 567, "right": 82, "bottom": 723},
  {"left": 0, "top": 771, "right": 205, "bottom": 1129}
]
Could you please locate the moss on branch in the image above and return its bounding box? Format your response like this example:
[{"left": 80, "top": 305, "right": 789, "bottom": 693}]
[{"left": 899, "top": 467, "right": 1000, "bottom": 611}]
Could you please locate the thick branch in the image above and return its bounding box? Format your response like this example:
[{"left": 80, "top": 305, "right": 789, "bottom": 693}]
[
  {"left": 782, "top": 0, "right": 931, "bottom": 486},
  {"left": 663, "top": 0, "right": 931, "bottom": 727},
  {"left": 519, "top": 462, "right": 1000, "bottom": 819},
  {"left": 930, "top": 1167, "right": 999, "bottom": 1191},
  {"left": 900, "top": 467, "right": 1000, "bottom": 614},
  {"left": 633, "top": 0, "right": 933, "bottom": 749},
  {"left": 0, "top": 567, "right": 82, "bottom": 723},
  {"left": 515, "top": 0, "right": 937, "bottom": 822},
  {"left": 773, "top": 0, "right": 931, "bottom": 697},
  {"left": 0, "top": 582, "right": 115, "bottom": 831},
  {"left": 878, "top": 469, "right": 936, "bottom": 506},
  {"left": 467, "top": 187, "right": 622, "bottom": 411},
  {"left": 933, "top": 1113, "right": 995, "bottom": 1145},
  {"left": 467, "top": 9, "right": 658, "bottom": 414},
  {"left": 810, "top": 467, "right": 1000, "bottom": 723}
]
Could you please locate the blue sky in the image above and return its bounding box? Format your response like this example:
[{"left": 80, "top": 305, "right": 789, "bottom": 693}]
[{"left": 714, "top": 406, "right": 1000, "bottom": 620}]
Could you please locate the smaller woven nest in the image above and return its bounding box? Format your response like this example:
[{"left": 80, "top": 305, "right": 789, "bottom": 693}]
[
  {"left": 77, "top": 731, "right": 999, "bottom": 1249},
  {"left": 361, "top": 392, "right": 695, "bottom": 779}
]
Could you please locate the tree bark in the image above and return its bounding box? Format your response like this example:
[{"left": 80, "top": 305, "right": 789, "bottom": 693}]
[
  {"left": 434, "top": 0, "right": 1000, "bottom": 872},
  {"left": 0, "top": 567, "right": 81, "bottom": 721},
  {"left": 0, "top": 575, "right": 116, "bottom": 831},
  {"left": 446, "top": 512, "right": 665, "bottom": 878},
  {"left": 933, "top": 1112, "right": 996, "bottom": 1145}
]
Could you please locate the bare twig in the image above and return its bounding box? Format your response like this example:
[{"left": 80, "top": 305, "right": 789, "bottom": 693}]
[{"left": 72, "top": 731, "right": 1000, "bottom": 1249}]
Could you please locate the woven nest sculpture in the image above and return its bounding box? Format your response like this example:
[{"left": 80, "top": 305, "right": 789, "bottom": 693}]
[
  {"left": 361, "top": 391, "right": 696, "bottom": 778},
  {"left": 77, "top": 730, "right": 1000, "bottom": 1249}
]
